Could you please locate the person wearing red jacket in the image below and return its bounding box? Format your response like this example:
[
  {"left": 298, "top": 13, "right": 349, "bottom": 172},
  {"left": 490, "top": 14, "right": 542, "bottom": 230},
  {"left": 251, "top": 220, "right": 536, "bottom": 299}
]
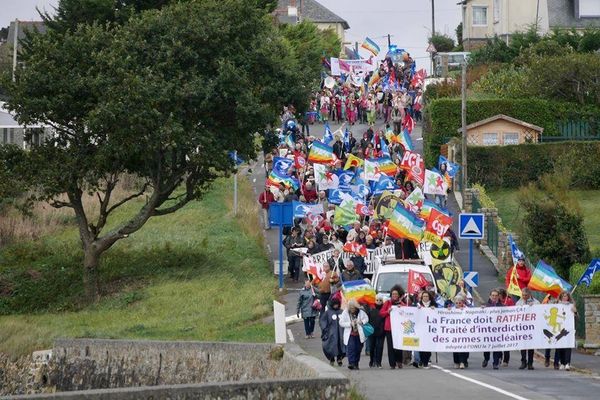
[
  {"left": 505, "top": 257, "right": 532, "bottom": 296},
  {"left": 302, "top": 181, "right": 318, "bottom": 203},
  {"left": 380, "top": 284, "right": 407, "bottom": 369},
  {"left": 258, "top": 186, "right": 275, "bottom": 230}
]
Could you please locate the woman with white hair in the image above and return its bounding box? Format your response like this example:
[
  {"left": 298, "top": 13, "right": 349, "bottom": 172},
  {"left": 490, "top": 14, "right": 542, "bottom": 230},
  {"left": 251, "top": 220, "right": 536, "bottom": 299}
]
[
  {"left": 340, "top": 299, "right": 369, "bottom": 370},
  {"left": 451, "top": 294, "right": 470, "bottom": 369}
]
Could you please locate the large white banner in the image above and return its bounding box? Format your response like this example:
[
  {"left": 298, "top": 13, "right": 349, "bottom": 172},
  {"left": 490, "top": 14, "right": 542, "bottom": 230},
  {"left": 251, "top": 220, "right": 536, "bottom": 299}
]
[
  {"left": 391, "top": 304, "right": 575, "bottom": 352},
  {"left": 304, "top": 245, "right": 395, "bottom": 275}
]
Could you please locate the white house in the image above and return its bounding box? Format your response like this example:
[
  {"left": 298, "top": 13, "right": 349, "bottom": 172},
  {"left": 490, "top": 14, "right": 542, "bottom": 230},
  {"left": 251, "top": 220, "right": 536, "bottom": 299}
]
[{"left": 0, "top": 102, "right": 52, "bottom": 149}]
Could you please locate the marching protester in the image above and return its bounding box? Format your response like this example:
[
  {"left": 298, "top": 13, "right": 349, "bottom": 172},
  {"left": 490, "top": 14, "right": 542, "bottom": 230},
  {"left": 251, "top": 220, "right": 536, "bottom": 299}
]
[
  {"left": 556, "top": 291, "right": 577, "bottom": 370},
  {"left": 367, "top": 294, "right": 386, "bottom": 368},
  {"left": 340, "top": 299, "right": 370, "bottom": 370},
  {"left": 451, "top": 294, "right": 470, "bottom": 369},
  {"left": 516, "top": 288, "right": 539, "bottom": 370},
  {"left": 482, "top": 289, "right": 504, "bottom": 370},
  {"left": 380, "top": 285, "right": 407, "bottom": 369},
  {"left": 297, "top": 279, "right": 320, "bottom": 339},
  {"left": 417, "top": 290, "right": 437, "bottom": 369},
  {"left": 506, "top": 256, "right": 532, "bottom": 300},
  {"left": 320, "top": 295, "right": 346, "bottom": 366}
]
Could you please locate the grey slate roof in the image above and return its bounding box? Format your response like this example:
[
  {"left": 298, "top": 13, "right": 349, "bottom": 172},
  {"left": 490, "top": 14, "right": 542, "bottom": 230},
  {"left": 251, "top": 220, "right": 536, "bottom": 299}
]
[
  {"left": 6, "top": 21, "right": 46, "bottom": 49},
  {"left": 276, "top": 0, "right": 350, "bottom": 29},
  {"left": 548, "top": 0, "right": 600, "bottom": 29}
]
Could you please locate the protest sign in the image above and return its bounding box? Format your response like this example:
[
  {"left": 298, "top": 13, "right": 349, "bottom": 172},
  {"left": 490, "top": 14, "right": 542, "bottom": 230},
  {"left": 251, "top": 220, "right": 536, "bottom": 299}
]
[
  {"left": 391, "top": 304, "right": 576, "bottom": 352},
  {"left": 304, "top": 245, "right": 395, "bottom": 276}
]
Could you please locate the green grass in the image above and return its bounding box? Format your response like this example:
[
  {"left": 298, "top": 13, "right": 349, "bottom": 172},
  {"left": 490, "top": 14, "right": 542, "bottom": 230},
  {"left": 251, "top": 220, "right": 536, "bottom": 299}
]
[
  {"left": 488, "top": 189, "right": 600, "bottom": 251},
  {"left": 0, "top": 177, "right": 276, "bottom": 357}
]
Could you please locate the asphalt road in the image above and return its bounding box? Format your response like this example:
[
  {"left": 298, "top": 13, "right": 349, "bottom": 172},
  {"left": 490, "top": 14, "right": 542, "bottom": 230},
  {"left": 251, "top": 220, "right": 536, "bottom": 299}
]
[{"left": 247, "top": 119, "right": 600, "bottom": 400}]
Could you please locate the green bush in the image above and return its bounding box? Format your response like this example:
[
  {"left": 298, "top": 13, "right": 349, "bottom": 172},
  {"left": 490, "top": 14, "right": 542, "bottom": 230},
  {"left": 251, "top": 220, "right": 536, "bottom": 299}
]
[
  {"left": 423, "top": 98, "right": 600, "bottom": 166},
  {"left": 570, "top": 263, "right": 600, "bottom": 295},
  {"left": 468, "top": 142, "right": 600, "bottom": 189}
]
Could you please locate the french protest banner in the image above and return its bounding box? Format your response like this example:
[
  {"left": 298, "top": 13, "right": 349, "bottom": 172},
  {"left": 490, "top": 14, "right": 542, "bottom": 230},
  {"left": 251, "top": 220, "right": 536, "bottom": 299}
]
[
  {"left": 390, "top": 304, "right": 575, "bottom": 352},
  {"left": 304, "top": 245, "right": 395, "bottom": 275}
]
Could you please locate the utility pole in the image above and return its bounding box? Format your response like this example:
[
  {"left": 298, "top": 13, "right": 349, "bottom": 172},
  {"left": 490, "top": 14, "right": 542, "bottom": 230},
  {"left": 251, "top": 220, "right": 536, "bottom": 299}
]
[
  {"left": 355, "top": 41, "right": 359, "bottom": 58},
  {"left": 431, "top": 0, "right": 435, "bottom": 76},
  {"left": 461, "top": 61, "right": 467, "bottom": 197},
  {"left": 233, "top": 150, "right": 238, "bottom": 216},
  {"left": 387, "top": 34, "right": 391, "bottom": 49},
  {"left": 12, "top": 20, "right": 18, "bottom": 82}
]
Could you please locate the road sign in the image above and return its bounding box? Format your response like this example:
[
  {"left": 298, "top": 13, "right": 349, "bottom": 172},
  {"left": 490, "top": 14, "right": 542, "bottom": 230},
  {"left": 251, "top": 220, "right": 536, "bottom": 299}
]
[
  {"left": 463, "top": 271, "right": 479, "bottom": 288},
  {"left": 269, "top": 202, "right": 294, "bottom": 290},
  {"left": 426, "top": 42, "right": 437, "bottom": 53},
  {"left": 459, "top": 213, "right": 485, "bottom": 239}
]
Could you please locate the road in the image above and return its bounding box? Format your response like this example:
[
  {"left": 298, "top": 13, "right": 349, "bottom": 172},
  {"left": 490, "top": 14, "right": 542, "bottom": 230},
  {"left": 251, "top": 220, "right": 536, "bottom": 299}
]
[{"left": 248, "top": 119, "right": 600, "bottom": 400}]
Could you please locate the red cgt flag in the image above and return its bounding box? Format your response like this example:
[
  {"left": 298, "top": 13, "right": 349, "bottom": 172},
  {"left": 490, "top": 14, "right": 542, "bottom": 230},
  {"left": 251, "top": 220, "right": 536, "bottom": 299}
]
[
  {"left": 355, "top": 203, "right": 374, "bottom": 217},
  {"left": 343, "top": 241, "right": 368, "bottom": 257},
  {"left": 407, "top": 269, "right": 431, "bottom": 295}
]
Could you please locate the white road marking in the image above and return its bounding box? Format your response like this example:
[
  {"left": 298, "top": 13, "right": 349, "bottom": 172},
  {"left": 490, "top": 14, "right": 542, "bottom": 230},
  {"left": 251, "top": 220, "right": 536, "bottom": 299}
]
[
  {"left": 287, "top": 328, "right": 295, "bottom": 342},
  {"left": 416, "top": 137, "right": 423, "bottom": 141},
  {"left": 430, "top": 365, "right": 531, "bottom": 400}
]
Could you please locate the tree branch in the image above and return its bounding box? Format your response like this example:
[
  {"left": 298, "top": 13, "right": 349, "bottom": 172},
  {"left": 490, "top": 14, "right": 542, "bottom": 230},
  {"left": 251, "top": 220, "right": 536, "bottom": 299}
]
[
  {"left": 49, "top": 199, "right": 73, "bottom": 208},
  {"left": 105, "top": 182, "right": 150, "bottom": 215}
]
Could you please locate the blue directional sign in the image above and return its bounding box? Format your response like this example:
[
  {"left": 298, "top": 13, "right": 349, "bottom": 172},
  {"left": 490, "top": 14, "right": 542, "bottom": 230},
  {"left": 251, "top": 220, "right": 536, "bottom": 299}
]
[
  {"left": 463, "top": 271, "right": 479, "bottom": 288},
  {"left": 458, "top": 213, "right": 485, "bottom": 239}
]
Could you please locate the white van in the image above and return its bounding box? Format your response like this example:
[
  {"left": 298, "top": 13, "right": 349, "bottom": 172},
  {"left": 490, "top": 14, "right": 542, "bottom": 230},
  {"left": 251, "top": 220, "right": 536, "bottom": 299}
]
[{"left": 371, "top": 258, "right": 438, "bottom": 299}]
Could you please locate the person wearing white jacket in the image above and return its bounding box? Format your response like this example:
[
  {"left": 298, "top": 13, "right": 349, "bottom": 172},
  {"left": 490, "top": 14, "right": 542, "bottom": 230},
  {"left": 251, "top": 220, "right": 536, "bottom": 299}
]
[{"left": 340, "top": 299, "right": 369, "bottom": 370}]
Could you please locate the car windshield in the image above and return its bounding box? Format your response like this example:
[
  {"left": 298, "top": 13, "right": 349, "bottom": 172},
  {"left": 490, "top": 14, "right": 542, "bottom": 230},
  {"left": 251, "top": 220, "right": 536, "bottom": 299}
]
[{"left": 375, "top": 272, "right": 409, "bottom": 293}]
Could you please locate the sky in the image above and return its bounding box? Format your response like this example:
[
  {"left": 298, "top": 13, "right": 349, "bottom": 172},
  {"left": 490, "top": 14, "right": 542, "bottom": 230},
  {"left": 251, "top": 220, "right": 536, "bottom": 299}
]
[
  {"left": 1, "top": 0, "right": 462, "bottom": 72},
  {"left": 317, "top": 0, "right": 462, "bottom": 72}
]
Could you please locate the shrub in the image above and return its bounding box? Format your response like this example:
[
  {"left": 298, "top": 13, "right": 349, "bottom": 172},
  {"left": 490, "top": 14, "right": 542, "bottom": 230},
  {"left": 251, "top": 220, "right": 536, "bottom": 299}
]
[
  {"left": 423, "top": 98, "right": 600, "bottom": 166},
  {"left": 468, "top": 142, "right": 600, "bottom": 189},
  {"left": 518, "top": 174, "right": 590, "bottom": 279}
]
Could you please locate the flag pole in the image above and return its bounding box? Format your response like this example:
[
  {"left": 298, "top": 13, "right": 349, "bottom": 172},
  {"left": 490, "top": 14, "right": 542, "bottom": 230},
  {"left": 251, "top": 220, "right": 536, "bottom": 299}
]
[{"left": 570, "top": 284, "right": 578, "bottom": 295}]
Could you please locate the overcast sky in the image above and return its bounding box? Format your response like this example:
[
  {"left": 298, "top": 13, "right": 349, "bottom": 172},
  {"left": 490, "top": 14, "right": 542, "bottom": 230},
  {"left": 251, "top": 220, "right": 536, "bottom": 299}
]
[
  {"left": 318, "top": 0, "right": 462, "bottom": 71},
  {"left": 2, "top": 0, "right": 462, "bottom": 72}
]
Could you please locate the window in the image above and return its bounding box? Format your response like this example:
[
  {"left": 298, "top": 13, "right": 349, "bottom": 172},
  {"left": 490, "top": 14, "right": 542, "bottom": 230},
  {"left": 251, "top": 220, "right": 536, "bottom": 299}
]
[
  {"left": 494, "top": 0, "right": 500, "bottom": 23},
  {"left": 473, "top": 6, "right": 488, "bottom": 26},
  {"left": 503, "top": 132, "right": 519, "bottom": 145},
  {"left": 482, "top": 133, "right": 498, "bottom": 146}
]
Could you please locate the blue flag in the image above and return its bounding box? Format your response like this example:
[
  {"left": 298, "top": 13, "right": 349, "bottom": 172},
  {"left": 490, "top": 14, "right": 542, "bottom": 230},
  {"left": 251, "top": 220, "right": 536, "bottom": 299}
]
[
  {"left": 577, "top": 259, "right": 600, "bottom": 287},
  {"left": 228, "top": 151, "right": 243, "bottom": 165},
  {"left": 373, "top": 175, "right": 398, "bottom": 195},
  {"left": 343, "top": 127, "right": 351, "bottom": 152},
  {"left": 380, "top": 138, "right": 390, "bottom": 156},
  {"left": 508, "top": 234, "right": 525, "bottom": 266},
  {"left": 272, "top": 157, "right": 293, "bottom": 176},
  {"left": 323, "top": 123, "right": 334, "bottom": 146},
  {"left": 335, "top": 169, "right": 355, "bottom": 189},
  {"left": 292, "top": 201, "right": 324, "bottom": 218},
  {"left": 438, "top": 155, "right": 461, "bottom": 178}
]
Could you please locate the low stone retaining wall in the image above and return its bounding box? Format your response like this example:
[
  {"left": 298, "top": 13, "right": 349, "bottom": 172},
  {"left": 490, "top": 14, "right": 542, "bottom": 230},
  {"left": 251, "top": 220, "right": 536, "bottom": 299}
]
[
  {"left": 2, "top": 339, "right": 349, "bottom": 399},
  {"left": 584, "top": 295, "right": 600, "bottom": 349}
]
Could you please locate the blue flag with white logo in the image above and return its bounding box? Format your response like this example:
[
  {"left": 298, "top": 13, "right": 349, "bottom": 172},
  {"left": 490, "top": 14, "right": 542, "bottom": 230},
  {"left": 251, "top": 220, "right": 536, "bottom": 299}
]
[{"left": 577, "top": 259, "right": 600, "bottom": 288}]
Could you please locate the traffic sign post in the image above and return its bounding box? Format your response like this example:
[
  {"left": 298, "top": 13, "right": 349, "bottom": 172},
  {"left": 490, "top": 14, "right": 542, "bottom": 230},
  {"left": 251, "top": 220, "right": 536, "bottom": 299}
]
[
  {"left": 459, "top": 213, "right": 485, "bottom": 294},
  {"left": 463, "top": 271, "right": 479, "bottom": 288},
  {"left": 269, "top": 202, "right": 294, "bottom": 290}
]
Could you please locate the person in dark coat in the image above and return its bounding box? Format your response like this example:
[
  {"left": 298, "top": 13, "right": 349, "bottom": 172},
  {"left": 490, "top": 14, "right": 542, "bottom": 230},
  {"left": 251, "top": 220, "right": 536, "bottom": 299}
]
[
  {"left": 482, "top": 289, "right": 504, "bottom": 369},
  {"left": 320, "top": 296, "right": 346, "bottom": 366},
  {"left": 297, "top": 279, "right": 320, "bottom": 339},
  {"left": 367, "top": 295, "right": 386, "bottom": 368}
]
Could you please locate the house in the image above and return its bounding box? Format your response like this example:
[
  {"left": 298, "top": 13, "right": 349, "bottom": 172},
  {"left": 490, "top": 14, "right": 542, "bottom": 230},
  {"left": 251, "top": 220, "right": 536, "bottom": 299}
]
[
  {"left": 274, "top": 0, "right": 350, "bottom": 45},
  {"left": 461, "top": 0, "right": 600, "bottom": 50},
  {"left": 6, "top": 21, "right": 46, "bottom": 51},
  {"left": 457, "top": 114, "right": 543, "bottom": 146},
  {"left": 0, "top": 102, "right": 51, "bottom": 149}
]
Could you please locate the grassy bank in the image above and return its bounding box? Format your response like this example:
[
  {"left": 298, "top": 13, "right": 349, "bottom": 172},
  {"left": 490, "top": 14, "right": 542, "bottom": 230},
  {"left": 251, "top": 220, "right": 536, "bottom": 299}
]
[
  {"left": 488, "top": 189, "right": 600, "bottom": 251},
  {"left": 0, "top": 176, "right": 275, "bottom": 357}
]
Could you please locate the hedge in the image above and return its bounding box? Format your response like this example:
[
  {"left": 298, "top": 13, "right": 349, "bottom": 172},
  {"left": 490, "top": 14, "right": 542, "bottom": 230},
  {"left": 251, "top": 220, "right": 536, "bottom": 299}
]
[
  {"left": 423, "top": 98, "right": 600, "bottom": 166},
  {"left": 467, "top": 142, "right": 600, "bottom": 189}
]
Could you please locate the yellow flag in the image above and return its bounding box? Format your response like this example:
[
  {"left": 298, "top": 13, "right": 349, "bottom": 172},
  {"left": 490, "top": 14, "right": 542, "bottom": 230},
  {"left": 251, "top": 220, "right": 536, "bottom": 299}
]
[
  {"left": 507, "top": 266, "right": 523, "bottom": 297},
  {"left": 344, "top": 154, "right": 364, "bottom": 170}
]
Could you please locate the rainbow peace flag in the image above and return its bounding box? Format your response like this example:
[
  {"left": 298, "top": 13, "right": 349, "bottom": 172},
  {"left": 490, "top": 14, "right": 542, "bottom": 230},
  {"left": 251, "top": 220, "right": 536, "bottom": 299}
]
[
  {"left": 388, "top": 203, "right": 425, "bottom": 243},
  {"left": 373, "top": 156, "right": 397, "bottom": 176},
  {"left": 419, "top": 199, "right": 446, "bottom": 221},
  {"left": 528, "top": 260, "right": 573, "bottom": 298},
  {"left": 308, "top": 141, "right": 334, "bottom": 164},
  {"left": 398, "top": 129, "right": 414, "bottom": 151},
  {"left": 368, "top": 70, "right": 380, "bottom": 87},
  {"left": 266, "top": 170, "right": 299, "bottom": 190},
  {"left": 342, "top": 279, "right": 376, "bottom": 306},
  {"left": 361, "top": 37, "right": 380, "bottom": 56}
]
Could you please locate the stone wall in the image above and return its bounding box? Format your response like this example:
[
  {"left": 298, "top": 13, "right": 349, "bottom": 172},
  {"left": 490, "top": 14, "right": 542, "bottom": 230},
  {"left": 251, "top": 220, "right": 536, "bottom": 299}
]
[
  {"left": 584, "top": 295, "right": 600, "bottom": 349},
  {"left": 2, "top": 339, "right": 349, "bottom": 399}
]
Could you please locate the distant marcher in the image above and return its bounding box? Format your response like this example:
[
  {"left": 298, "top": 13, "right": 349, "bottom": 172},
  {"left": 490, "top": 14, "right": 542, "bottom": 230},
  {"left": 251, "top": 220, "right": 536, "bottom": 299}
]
[{"left": 380, "top": 284, "right": 407, "bottom": 369}]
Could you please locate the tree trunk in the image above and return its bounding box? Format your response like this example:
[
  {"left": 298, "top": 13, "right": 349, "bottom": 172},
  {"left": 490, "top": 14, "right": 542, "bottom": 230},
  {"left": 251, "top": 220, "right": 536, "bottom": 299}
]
[{"left": 83, "top": 245, "right": 101, "bottom": 302}]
